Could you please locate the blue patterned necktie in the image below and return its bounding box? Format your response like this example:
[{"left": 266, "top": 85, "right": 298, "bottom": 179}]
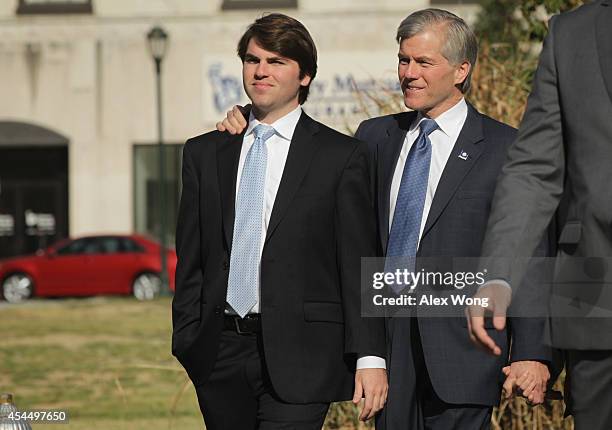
[
  {"left": 227, "top": 124, "right": 276, "bottom": 317},
  {"left": 386, "top": 118, "right": 438, "bottom": 293}
]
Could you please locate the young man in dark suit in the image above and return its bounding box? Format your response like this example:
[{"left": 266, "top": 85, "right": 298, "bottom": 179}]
[{"left": 172, "top": 13, "right": 387, "bottom": 430}]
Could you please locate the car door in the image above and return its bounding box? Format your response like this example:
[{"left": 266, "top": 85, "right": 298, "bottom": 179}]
[
  {"left": 90, "top": 236, "right": 133, "bottom": 294},
  {"left": 39, "top": 238, "right": 95, "bottom": 295}
]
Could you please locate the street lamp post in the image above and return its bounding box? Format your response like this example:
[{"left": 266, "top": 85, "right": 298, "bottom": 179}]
[{"left": 147, "top": 25, "right": 170, "bottom": 296}]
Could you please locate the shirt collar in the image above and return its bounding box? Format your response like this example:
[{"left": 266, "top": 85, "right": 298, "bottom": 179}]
[
  {"left": 410, "top": 98, "right": 467, "bottom": 137},
  {"left": 245, "top": 105, "right": 303, "bottom": 141}
]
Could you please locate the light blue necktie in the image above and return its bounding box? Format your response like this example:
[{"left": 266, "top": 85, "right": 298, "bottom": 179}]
[
  {"left": 227, "top": 124, "right": 276, "bottom": 317},
  {"left": 386, "top": 118, "right": 438, "bottom": 294}
]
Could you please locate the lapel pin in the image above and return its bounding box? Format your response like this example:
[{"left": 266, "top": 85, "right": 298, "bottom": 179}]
[{"left": 458, "top": 150, "right": 469, "bottom": 161}]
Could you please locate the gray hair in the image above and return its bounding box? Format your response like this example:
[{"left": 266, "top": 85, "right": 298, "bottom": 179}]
[{"left": 396, "top": 8, "right": 478, "bottom": 93}]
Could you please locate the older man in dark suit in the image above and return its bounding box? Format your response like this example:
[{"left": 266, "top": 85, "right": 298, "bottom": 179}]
[{"left": 354, "top": 9, "right": 551, "bottom": 429}]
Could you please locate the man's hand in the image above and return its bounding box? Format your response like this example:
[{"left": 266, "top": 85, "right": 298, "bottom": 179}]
[
  {"left": 353, "top": 368, "right": 388, "bottom": 421},
  {"left": 466, "top": 282, "right": 512, "bottom": 356},
  {"left": 215, "top": 105, "right": 248, "bottom": 134},
  {"left": 502, "top": 360, "right": 550, "bottom": 405}
]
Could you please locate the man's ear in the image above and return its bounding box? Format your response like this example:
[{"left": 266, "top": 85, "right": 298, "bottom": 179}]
[
  {"left": 454, "top": 61, "right": 470, "bottom": 87},
  {"left": 300, "top": 74, "right": 312, "bottom": 87}
]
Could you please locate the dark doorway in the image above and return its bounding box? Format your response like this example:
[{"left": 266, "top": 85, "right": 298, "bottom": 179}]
[{"left": 0, "top": 146, "right": 69, "bottom": 259}]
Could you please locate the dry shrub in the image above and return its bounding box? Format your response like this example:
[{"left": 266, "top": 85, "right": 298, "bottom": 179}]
[{"left": 469, "top": 42, "right": 537, "bottom": 128}]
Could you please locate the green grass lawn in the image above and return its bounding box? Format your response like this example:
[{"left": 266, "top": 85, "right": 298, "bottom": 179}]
[
  {"left": 0, "top": 297, "right": 567, "bottom": 429},
  {"left": 0, "top": 297, "right": 369, "bottom": 429},
  {"left": 0, "top": 297, "right": 202, "bottom": 429}
]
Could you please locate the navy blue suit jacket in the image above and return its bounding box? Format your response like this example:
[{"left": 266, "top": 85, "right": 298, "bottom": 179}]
[{"left": 356, "top": 103, "right": 551, "bottom": 405}]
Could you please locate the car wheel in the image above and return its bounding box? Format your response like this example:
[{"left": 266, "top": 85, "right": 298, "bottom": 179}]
[
  {"left": 132, "top": 273, "right": 161, "bottom": 301},
  {"left": 2, "top": 273, "right": 34, "bottom": 303}
]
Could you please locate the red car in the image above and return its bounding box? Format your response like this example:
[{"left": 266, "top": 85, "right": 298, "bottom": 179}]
[{"left": 0, "top": 234, "right": 176, "bottom": 303}]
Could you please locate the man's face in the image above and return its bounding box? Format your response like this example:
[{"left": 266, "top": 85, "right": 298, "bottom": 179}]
[
  {"left": 242, "top": 38, "right": 311, "bottom": 122},
  {"left": 397, "top": 26, "right": 469, "bottom": 119}
]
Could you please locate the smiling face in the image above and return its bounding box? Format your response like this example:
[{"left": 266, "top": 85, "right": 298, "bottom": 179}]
[
  {"left": 397, "top": 25, "right": 470, "bottom": 119},
  {"left": 242, "top": 38, "right": 312, "bottom": 124}
]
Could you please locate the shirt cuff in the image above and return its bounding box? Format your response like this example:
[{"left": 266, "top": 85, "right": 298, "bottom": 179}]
[{"left": 356, "top": 356, "right": 386, "bottom": 370}]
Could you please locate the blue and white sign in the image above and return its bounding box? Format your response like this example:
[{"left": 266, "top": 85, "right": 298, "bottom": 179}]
[{"left": 207, "top": 63, "right": 244, "bottom": 114}]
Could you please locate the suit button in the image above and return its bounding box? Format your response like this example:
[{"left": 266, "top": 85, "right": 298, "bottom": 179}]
[
  {"left": 214, "top": 305, "right": 223, "bottom": 315},
  {"left": 222, "top": 261, "right": 229, "bottom": 270}
]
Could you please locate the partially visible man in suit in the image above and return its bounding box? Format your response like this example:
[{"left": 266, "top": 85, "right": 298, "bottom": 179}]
[
  {"left": 217, "top": 9, "right": 552, "bottom": 430},
  {"left": 172, "top": 13, "right": 387, "bottom": 430},
  {"left": 468, "top": 1, "right": 612, "bottom": 428}
]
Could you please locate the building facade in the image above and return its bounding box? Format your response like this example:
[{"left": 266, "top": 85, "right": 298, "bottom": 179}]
[{"left": 0, "top": 0, "right": 478, "bottom": 258}]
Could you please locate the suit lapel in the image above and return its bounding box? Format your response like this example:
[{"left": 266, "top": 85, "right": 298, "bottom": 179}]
[
  {"left": 217, "top": 132, "right": 245, "bottom": 249},
  {"left": 264, "top": 112, "right": 321, "bottom": 244},
  {"left": 420, "top": 104, "right": 485, "bottom": 239},
  {"left": 596, "top": 0, "right": 612, "bottom": 104},
  {"left": 378, "top": 112, "right": 415, "bottom": 251}
]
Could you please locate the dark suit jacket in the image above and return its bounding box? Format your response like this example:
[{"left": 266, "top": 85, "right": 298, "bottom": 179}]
[
  {"left": 481, "top": 0, "right": 612, "bottom": 349},
  {"left": 171, "top": 111, "right": 386, "bottom": 404},
  {"left": 355, "top": 103, "right": 550, "bottom": 406}
]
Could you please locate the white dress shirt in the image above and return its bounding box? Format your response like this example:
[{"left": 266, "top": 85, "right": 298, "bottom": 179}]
[
  {"left": 234, "top": 105, "right": 301, "bottom": 314},
  {"left": 368, "top": 100, "right": 467, "bottom": 369},
  {"left": 389, "top": 98, "right": 468, "bottom": 245},
  {"left": 232, "top": 105, "right": 384, "bottom": 370}
]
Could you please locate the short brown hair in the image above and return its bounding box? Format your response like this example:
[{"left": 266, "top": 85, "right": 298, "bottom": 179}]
[{"left": 237, "top": 13, "right": 317, "bottom": 104}]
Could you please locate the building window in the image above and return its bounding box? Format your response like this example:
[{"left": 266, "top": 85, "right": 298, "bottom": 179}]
[
  {"left": 133, "top": 144, "right": 182, "bottom": 248},
  {"left": 222, "top": 0, "right": 297, "bottom": 11},
  {"left": 17, "top": 0, "right": 93, "bottom": 15}
]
